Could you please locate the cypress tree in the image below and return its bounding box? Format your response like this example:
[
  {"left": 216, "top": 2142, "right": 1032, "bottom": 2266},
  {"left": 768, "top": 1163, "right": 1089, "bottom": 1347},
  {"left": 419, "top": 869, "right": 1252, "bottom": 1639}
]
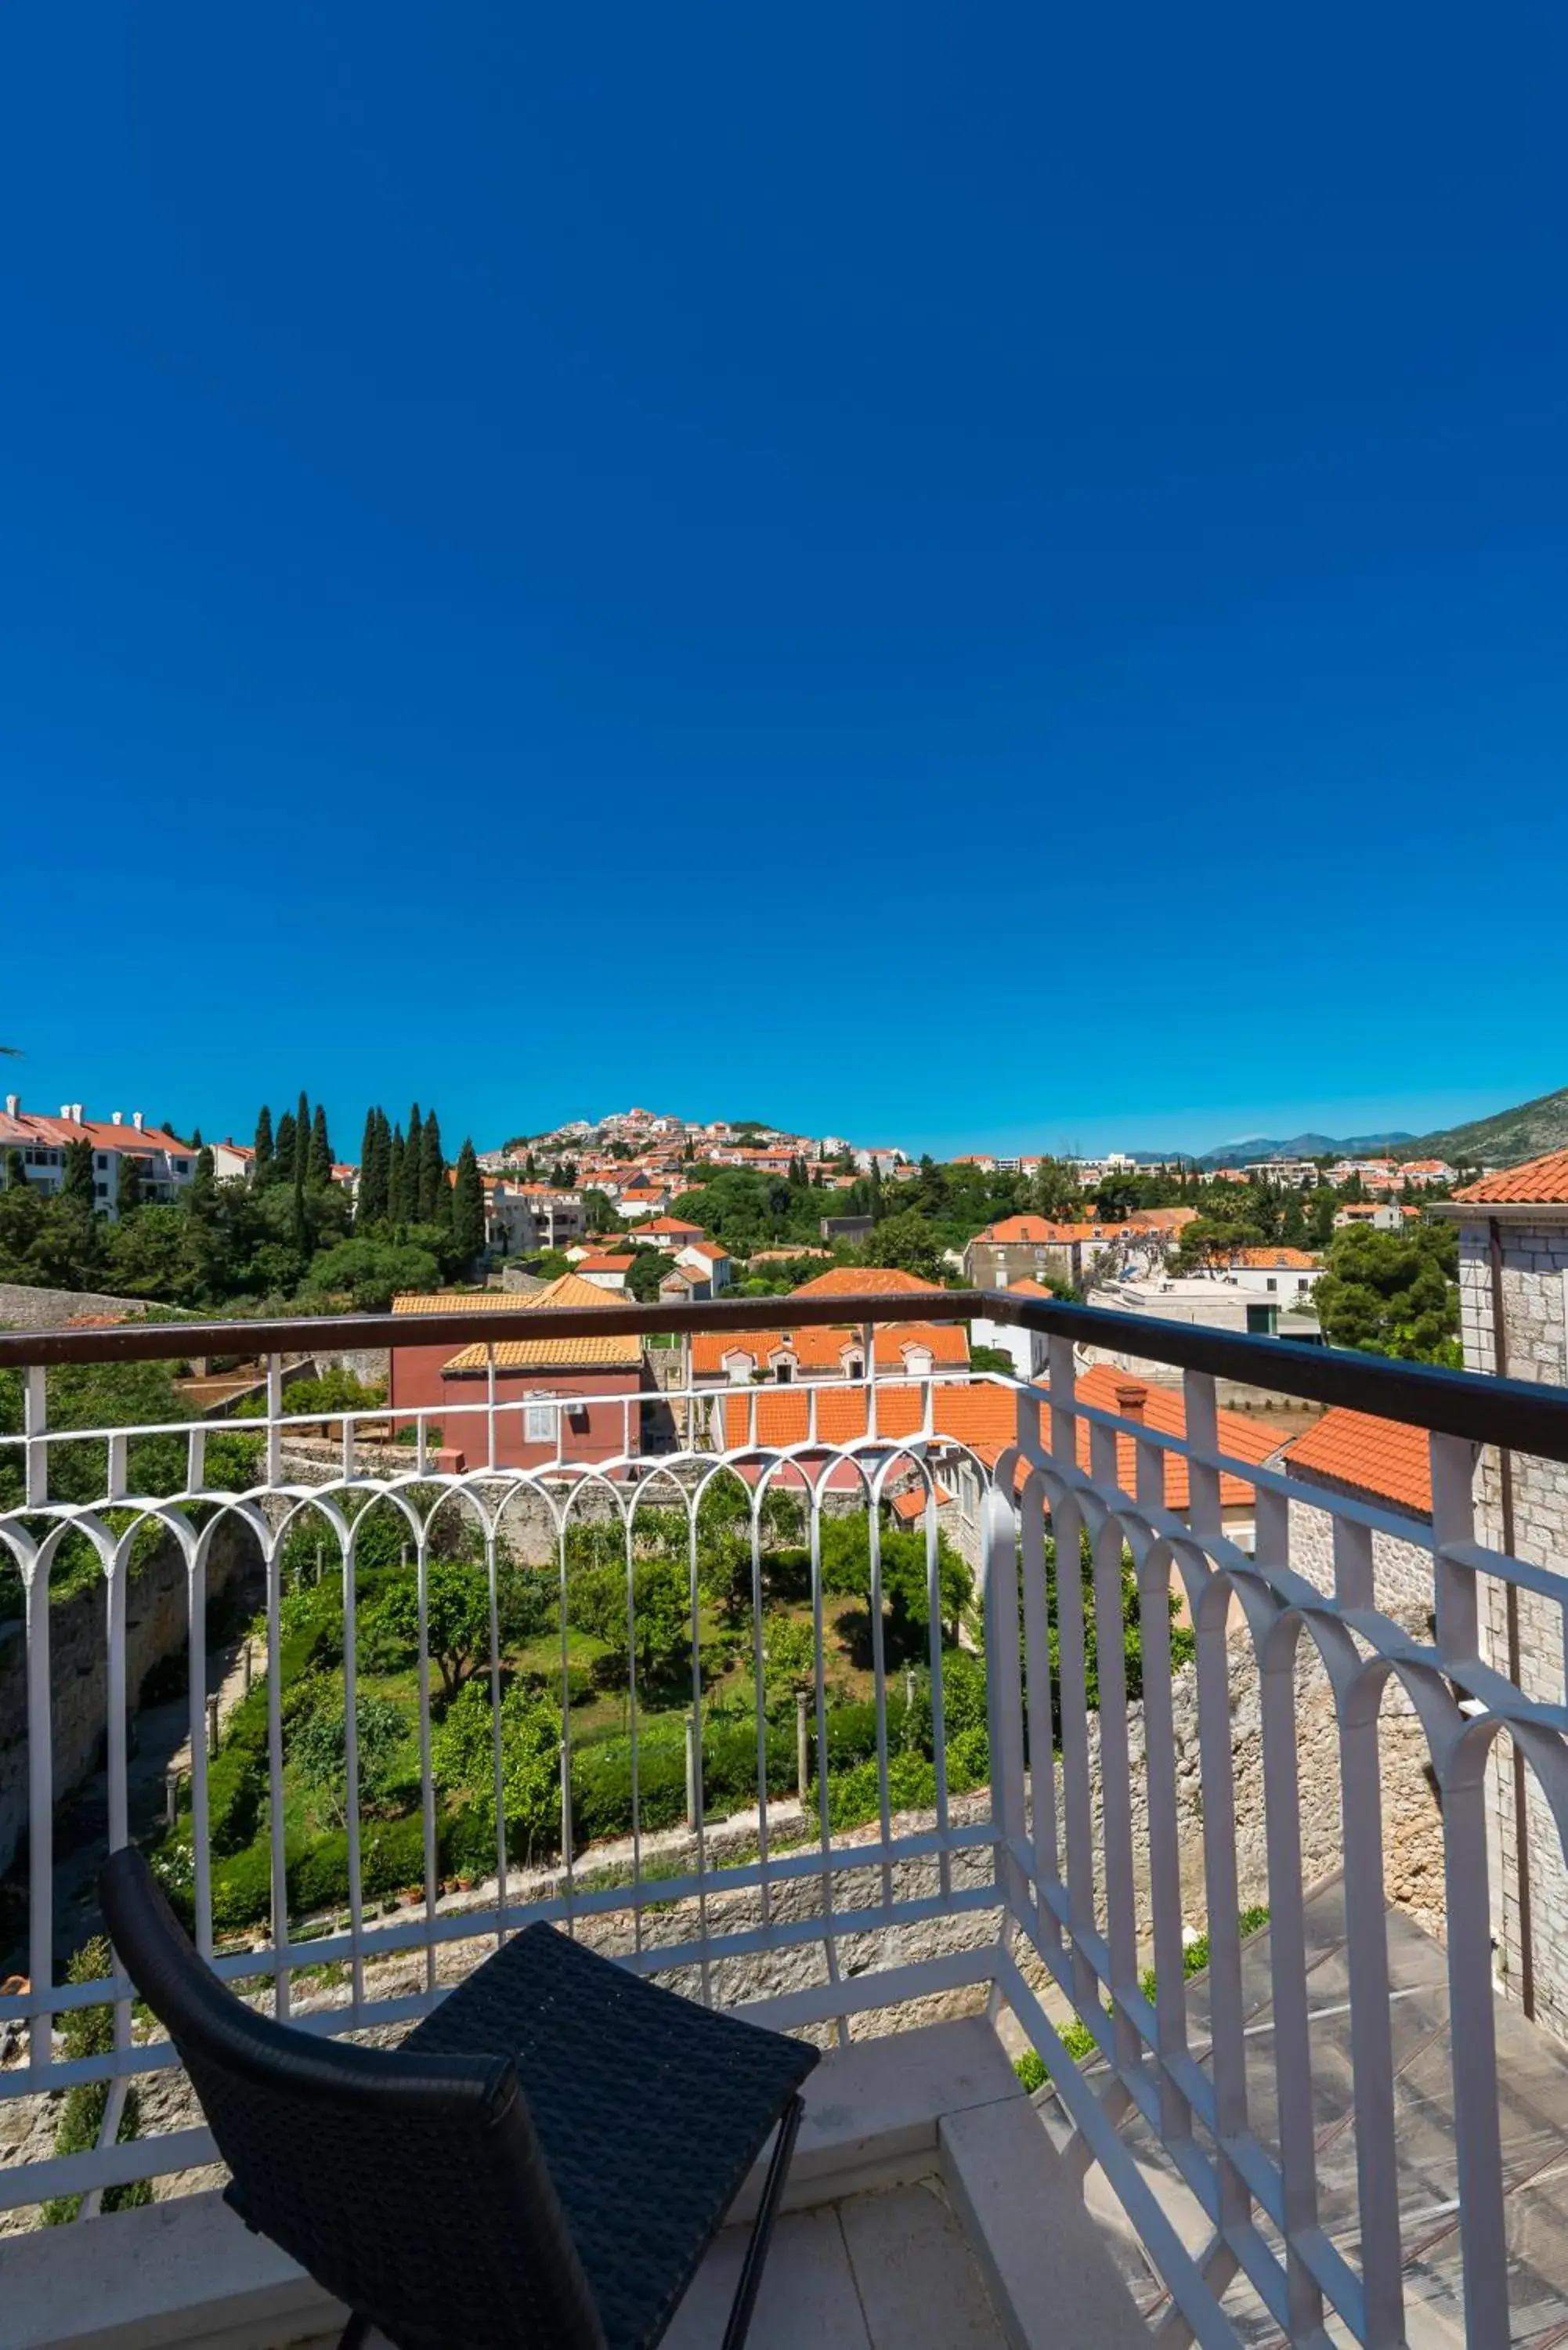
[
  {"left": 255, "top": 1105, "right": 274, "bottom": 1182},
  {"left": 195, "top": 1143, "right": 215, "bottom": 1186},
  {"left": 388, "top": 1123, "right": 406, "bottom": 1224},
  {"left": 420, "top": 1111, "right": 444, "bottom": 1223},
  {"left": 309, "top": 1102, "right": 332, "bottom": 1186},
  {"left": 116, "top": 1153, "right": 143, "bottom": 1217},
  {"left": 274, "top": 1109, "right": 297, "bottom": 1177},
  {"left": 63, "top": 1137, "right": 96, "bottom": 1210},
  {"left": 452, "top": 1139, "right": 485, "bottom": 1265},
  {"left": 374, "top": 1108, "right": 393, "bottom": 1220},
  {"left": 5, "top": 1146, "right": 24, "bottom": 1190},
  {"left": 357, "top": 1108, "right": 382, "bottom": 1224},
  {"left": 294, "top": 1092, "right": 312, "bottom": 1185},
  {"left": 291, "top": 1156, "right": 309, "bottom": 1253},
  {"left": 406, "top": 1104, "right": 424, "bottom": 1204}
]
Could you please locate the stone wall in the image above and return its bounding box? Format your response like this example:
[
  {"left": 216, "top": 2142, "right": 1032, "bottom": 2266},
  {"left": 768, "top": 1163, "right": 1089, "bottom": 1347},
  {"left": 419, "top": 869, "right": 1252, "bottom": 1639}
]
[
  {"left": 1067, "top": 1618, "right": 1445, "bottom": 1947},
  {"left": 1458, "top": 1216, "right": 1568, "bottom": 2043},
  {"left": 0, "top": 1519, "right": 258, "bottom": 1876},
  {"left": 1286, "top": 1494, "right": 1435, "bottom": 1624},
  {"left": 0, "top": 1282, "right": 161, "bottom": 1332}
]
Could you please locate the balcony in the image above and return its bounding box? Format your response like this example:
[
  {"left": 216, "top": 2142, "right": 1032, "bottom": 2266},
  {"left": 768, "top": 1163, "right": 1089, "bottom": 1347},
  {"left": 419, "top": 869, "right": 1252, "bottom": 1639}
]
[{"left": 4, "top": 1288, "right": 1568, "bottom": 2345}]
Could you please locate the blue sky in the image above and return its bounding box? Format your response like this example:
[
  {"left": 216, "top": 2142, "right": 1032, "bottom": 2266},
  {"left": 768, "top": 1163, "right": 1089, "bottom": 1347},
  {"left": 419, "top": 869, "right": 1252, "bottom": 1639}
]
[{"left": 3, "top": 5, "right": 1566, "bottom": 1159}]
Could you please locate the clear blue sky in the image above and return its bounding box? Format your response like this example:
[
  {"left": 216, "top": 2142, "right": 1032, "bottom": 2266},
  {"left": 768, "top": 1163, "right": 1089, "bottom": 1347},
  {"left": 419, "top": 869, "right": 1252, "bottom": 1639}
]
[{"left": 4, "top": 5, "right": 1566, "bottom": 1159}]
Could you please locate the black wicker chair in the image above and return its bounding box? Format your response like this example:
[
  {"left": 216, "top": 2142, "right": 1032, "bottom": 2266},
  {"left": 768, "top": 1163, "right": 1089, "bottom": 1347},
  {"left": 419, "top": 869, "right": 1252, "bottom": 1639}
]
[{"left": 99, "top": 1849, "right": 817, "bottom": 2350}]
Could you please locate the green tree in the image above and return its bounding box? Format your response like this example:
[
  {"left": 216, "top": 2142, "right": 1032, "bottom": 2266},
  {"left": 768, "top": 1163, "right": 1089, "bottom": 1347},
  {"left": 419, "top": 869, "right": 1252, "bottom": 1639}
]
[
  {"left": 376, "top": 1558, "right": 494, "bottom": 1700},
  {"left": 62, "top": 1137, "right": 96, "bottom": 1212},
  {"left": 254, "top": 1104, "right": 274, "bottom": 1182},
  {"left": 451, "top": 1138, "right": 486, "bottom": 1265},
  {"left": 115, "top": 1152, "right": 143, "bottom": 1218},
  {"left": 309, "top": 1102, "right": 333, "bottom": 1186},
  {"left": 420, "top": 1110, "right": 445, "bottom": 1224},
  {"left": 406, "top": 1104, "right": 424, "bottom": 1209},
  {"left": 291, "top": 1693, "right": 410, "bottom": 1826},
  {"left": 357, "top": 1107, "right": 382, "bottom": 1223},
  {"left": 572, "top": 1554, "right": 691, "bottom": 1690},
  {"left": 5, "top": 1145, "right": 27, "bottom": 1191},
  {"left": 431, "top": 1678, "right": 562, "bottom": 1864},
  {"left": 305, "top": 1235, "right": 442, "bottom": 1313},
  {"left": 293, "top": 1090, "right": 312, "bottom": 1185},
  {"left": 388, "top": 1121, "right": 406, "bottom": 1224},
  {"left": 273, "top": 1108, "right": 297, "bottom": 1180},
  {"left": 624, "top": 1247, "right": 669, "bottom": 1303},
  {"left": 1313, "top": 1223, "right": 1460, "bottom": 1364},
  {"left": 861, "top": 1209, "right": 946, "bottom": 1283}
]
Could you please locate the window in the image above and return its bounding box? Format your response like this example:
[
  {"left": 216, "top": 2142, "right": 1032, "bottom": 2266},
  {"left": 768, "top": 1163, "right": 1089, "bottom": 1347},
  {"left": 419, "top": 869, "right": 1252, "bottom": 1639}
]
[
  {"left": 844, "top": 1354, "right": 864, "bottom": 1379},
  {"left": 1266, "top": 1277, "right": 1277, "bottom": 1292},
  {"left": 524, "top": 1394, "right": 556, "bottom": 1443},
  {"left": 775, "top": 1362, "right": 793, "bottom": 1383},
  {"left": 95, "top": 1181, "right": 107, "bottom": 1198},
  {"left": 95, "top": 1155, "right": 108, "bottom": 1171},
  {"left": 175, "top": 1158, "right": 188, "bottom": 1173}
]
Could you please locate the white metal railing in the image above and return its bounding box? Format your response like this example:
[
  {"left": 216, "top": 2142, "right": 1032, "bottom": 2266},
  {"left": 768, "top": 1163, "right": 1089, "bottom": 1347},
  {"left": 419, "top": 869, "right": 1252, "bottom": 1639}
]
[{"left": 2, "top": 1300, "right": 1568, "bottom": 2346}]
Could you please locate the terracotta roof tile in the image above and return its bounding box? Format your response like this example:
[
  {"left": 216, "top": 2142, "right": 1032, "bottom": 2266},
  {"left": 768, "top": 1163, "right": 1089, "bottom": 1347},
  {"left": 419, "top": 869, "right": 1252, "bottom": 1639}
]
[
  {"left": 392, "top": 1289, "right": 547, "bottom": 1315},
  {"left": 1226, "top": 1247, "right": 1321, "bottom": 1269},
  {"left": 439, "top": 1271, "right": 644, "bottom": 1372},
  {"left": 1453, "top": 1152, "right": 1568, "bottom": 1205},
  {"left": 1282, "top": 1408, "right": 1433, "bottom": 1514},
  {"left": 891, "top": 1483, "right": 951, "bottom": 1520},
  {"left": 790, "top": 1267, "right": 941, "bottom": 1296},
  {"left": 719, "top": 1364, "right": 1284, "bottom": 1512},
  {"left": 693, "top": 1321, "right": 969, "bottom": 1376}
]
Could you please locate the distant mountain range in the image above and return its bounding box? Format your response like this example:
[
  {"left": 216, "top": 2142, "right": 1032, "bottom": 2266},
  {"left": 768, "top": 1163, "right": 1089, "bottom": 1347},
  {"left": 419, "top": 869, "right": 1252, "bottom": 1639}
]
[
  {"left": 1194, "top": 1130, "right": 1415, "bottom": 1170},
  {"left": 1191, "top": 1084, "right": 1568, "bottom": 1172}
]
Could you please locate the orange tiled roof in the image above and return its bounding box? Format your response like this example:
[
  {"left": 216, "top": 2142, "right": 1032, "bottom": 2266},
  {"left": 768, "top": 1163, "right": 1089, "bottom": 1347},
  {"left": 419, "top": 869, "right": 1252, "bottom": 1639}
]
[
  {"left": 1454, "top": 1152, "right": 1568, "bottom": 1206},
  {"left": 719, "top": 1365, "right": 1282, "bottom": 1512},
  {"left": 692, "top": 1322, "right": 969, "bottom": 1376},
  {"left": 577, "top": 1254, "right": 634, "bottom": 1271},
  {"left": 1227, "top": 1247, "right": 1321, "bottom": 1269},
  {"left": 790, "top": 1267, "right": 941, "bottom": 1296},
  {"left": 392, "top": 1289, "right": 547, "bottom": 1315},
  {"left": 1127, "top": 1207, "right": 1199, "bottom": 1231},
  {"left": 1282, "top": 1408, "right": 1433, "bottom": 1514},
  {"left": 1005, "top": 1277, "right": 1055, "bottom": 1297},
  {"left": 891, "top": 1483, "right": 951, "bottom": 1520},
  {"left": 439, "top": 1273, "right": 644, "bottom": 1372}
]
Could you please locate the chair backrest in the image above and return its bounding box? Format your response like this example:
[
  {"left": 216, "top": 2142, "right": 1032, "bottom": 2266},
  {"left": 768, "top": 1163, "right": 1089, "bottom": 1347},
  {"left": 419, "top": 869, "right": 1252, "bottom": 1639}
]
[{"left": 99, "top": 1849, "right": 606, "bottom": 2350}]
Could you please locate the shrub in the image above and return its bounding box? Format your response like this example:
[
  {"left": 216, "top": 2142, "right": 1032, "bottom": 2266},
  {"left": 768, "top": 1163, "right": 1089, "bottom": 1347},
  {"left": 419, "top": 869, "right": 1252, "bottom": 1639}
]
[{"left": 42, "top": 1939, "right": 152, "bottom": 2224}]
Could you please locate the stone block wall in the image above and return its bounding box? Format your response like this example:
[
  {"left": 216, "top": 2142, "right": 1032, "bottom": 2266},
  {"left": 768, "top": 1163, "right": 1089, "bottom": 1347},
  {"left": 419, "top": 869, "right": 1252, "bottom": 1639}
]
[
  {"left": 1458, "top": 1217, "right": 1568, "bottom": 2043},
  {"left": 0, "top": 1282, "right": 159, "bottom": 1332},
  {"left": 0, "top": 1518, "right": 257, "bottom": 1877}
]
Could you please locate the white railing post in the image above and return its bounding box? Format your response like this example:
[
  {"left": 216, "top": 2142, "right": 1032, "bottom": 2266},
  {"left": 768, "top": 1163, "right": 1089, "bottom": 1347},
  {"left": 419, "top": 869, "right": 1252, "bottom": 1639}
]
[
  {"left": 23, "top": 1365, "right": 46, "bottom": 1506},
  {"left": 981, "top": 1483, "right": 1028, "bottom": 1923}
]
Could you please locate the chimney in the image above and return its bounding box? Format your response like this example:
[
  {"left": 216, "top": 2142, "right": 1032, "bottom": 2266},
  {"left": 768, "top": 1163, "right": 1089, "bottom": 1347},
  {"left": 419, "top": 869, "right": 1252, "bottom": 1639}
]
[
  {"left": 4, "top": 1094, "right": 16, "bottom": 1119},
  {"left": 132, "top": 1110, "right": 144, "bottom": 1133},
  {"left": 112, "top": 1110, "right": 123, "bottom": 1125},
  {"left": 1115, "top": 1380, "right": 1148, "bottom": 1423},
  {"left": 72, "top": 1103, "right": 83, "bottom": 1124}
]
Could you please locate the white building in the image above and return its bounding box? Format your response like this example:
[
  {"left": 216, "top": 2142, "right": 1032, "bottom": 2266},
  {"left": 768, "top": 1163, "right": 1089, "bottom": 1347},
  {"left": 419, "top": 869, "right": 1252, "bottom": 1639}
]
[
  {"left": 968, "top": 1277, "right": 1053, "bottom": 1382},
  {"left": 1222, "top": 1246, "right": 1323, "bottom": 1303},
  {"left": 483, "top": 1181, "right": 587, "bottom": 1255},
  {"left": 0, "top": 1097, "right": 196, "bottom": 1220}
]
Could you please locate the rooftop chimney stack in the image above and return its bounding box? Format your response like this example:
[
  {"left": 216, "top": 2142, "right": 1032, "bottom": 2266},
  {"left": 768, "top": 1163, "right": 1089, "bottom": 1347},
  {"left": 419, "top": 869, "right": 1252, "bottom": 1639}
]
[
  {"left": 4, "top": 1094, "right": 16, "bottom": 1119},
  {"left": 132, "top": 1111, "right": 144, "bottom": 1133},
  {"left": 112, "top": 1111, "right": 123, "bottom": 1125},
  {"left": 1115, "top": 1380, "right": 1148, "bottom": 1424}
]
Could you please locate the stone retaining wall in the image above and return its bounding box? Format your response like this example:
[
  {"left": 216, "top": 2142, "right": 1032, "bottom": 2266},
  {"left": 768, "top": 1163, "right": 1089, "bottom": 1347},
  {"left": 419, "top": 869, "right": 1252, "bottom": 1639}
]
[{"left": 0, "top": 1519, "right": 257, "bottom": 1877}]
